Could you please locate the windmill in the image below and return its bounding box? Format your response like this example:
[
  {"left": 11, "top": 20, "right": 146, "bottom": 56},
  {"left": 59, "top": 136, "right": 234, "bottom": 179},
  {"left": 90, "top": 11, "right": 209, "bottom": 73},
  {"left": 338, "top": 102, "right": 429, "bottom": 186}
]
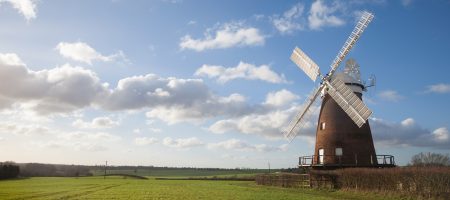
[{"left": 283, "top": 11, "right": 394, "bottom": 168}]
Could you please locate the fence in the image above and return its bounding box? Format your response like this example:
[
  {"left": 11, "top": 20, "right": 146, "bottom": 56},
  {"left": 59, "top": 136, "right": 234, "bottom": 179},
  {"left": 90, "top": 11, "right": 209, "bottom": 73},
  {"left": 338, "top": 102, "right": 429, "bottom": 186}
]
[
  {"left": 255, "top": 173, "right": 310, "bottom": 188},
  {"left": 299, "top": 154, "right": 395, "bottom": 167}
]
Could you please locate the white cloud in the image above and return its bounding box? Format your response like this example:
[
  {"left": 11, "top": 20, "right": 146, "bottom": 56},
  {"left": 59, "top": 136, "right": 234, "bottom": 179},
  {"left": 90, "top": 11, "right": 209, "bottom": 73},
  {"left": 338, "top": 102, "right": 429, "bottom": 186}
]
[
  {"left": 0, "top": 53, "right": 109, "bottom": 114},
  {"left": 195, "top": 61, "right": 287, "bottom": 84},
  {"left": 271, "top": 3, "right": 305, "bottom": 34},
  {"left": 180, "top": 22, "right": 265, "bottom": 51},
  {"left": 264, "top": 89, "right": 299, "bottom": 107},
  {"left": 432, "top": 127, "right": 449, "bottom": 142},
  {"left": 308, "top": 0, "right": 345, "bottom": 30},
  {"left": 105, "top": 74, "right": 252, "bottom": 124},
  {"left": 1, "top": 53, "right": 260, "bottom": 122},
  {"left": 208, "top": 104, "right": 318, "bottom": 139},
  {"left": 371, "top": 117, "right": 450, "bottom": 149},
  {"left": 135, "top": 137, "right": 158, "bottom": 146},
  {"left": 162, "top": 137, "right": 203, "bottom": 149},
  {"left": 378, "top": 90, "right": 404, "bottom": 102},
  {"left": 56, "top": 42, "right": 127, "bottom": 65},
  {"left": 72, "top": 117, "right": 119, "bottom": 129},
  {"left": 426, "top": 83, "right": 450, "bottom": 94},
  {"left": 400, "top": 118, "right": 415, "bottom": 127},
  {"left": 207, "top": 138, "right": 288, "bottom": 152},
  {"left": 0, "top": 0, "right": 37, "bottom": 21}
]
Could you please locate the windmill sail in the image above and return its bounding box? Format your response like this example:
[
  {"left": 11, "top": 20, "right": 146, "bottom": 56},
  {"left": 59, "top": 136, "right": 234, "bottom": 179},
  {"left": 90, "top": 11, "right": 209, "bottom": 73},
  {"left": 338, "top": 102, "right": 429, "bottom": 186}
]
[
  {"left": 325, "top": 78, "right": 372, "bottom": 127},
  {"left": 283, "top": 85, "right": 323, "bottom": 142},
  {"left": 290, "top": 47, "right": 320, "bottom": 82},
  {"left": 329, "top": 11, "right": 374, "bottom": 76}
]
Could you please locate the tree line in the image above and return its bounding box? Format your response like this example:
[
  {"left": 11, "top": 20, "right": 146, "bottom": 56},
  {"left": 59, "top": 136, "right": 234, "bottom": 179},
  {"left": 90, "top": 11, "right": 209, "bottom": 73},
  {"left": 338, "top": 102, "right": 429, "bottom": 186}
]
[{"left": 0, "top": 162, "right": 20, "bottom": 179}]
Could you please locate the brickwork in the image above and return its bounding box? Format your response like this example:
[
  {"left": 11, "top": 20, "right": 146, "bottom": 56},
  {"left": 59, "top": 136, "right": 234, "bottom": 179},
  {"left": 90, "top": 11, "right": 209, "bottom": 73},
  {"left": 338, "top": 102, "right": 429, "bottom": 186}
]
[{"left": 313, "top": 92, "right": 377, "bottom": 167}]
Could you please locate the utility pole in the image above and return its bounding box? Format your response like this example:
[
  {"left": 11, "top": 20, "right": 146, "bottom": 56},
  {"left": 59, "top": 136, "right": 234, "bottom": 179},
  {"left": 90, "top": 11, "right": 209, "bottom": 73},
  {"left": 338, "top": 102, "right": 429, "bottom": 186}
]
[
  {"left": 104, "top": 161, "right": 107, "bottom": 179},
  {"left": 268, "top": 162, "right": 271, "bottom": 174}
]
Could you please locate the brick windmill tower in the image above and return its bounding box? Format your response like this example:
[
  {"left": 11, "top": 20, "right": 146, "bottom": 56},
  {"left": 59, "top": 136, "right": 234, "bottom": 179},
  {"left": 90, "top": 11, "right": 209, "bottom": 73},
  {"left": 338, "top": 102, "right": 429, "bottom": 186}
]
[{"left": 283, "top": 11, "right": 394, "bottom": 168}]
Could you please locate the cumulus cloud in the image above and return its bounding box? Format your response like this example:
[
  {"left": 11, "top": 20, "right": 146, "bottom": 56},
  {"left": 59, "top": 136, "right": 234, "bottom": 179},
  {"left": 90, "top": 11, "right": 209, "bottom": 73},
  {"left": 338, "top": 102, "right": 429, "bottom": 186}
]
[
  {"left": 207, "top": 138, "right": 288, "bottom": 152},
  {"left": 271, "top": 3, "right": 305, "bottom": 34},
  {"left": 308, "top": 0, "right": 345, "bottom": 30},
  {"left": 208, "top": 104, "right": 318, "bottom": 139},
  {"left": 56, "top": 42, "right": 127, "bottom": 65},
  {"left": 0, "top": 0, "right": 37, "bottom": 21},
  {"left": 135, "top": 137, "right": 158, "bottom": 146},
  {"left": 72, "top": 117, "right": 119, "bottom": 129},
  {"left": 144, "top": 92, "right": 248, "bottom": 124},
  {"left": 205, "top": 92, "right": 321, "bottom": 140},
  {"left": 371, "top": 117, "right": 449, "bottom": 149},
  {"left": 195, "top": 62, "right": 287, "bottom": 84},
  {"left": 102, "top": 74, "right": 253, "bottom": 124},
  {"left": 162, "top": 137, "right": 204, "bottom": 149},
  {"left": 0, "top": 53, "right": 261, "bottom": 122},
  {"left": 264, "top": 89, "right": 299, "bottom": 107},
  {"left": 179, "top": 22, "right": 265, "bottom": 51},
  {"left": 426, "top": 83, "right": 450, "bottom": 94},
  {"left": 378, "top": 90, "right": 404, "bottom": 102},
  {"left": 432, "top": 127, "right": 449, "bottom": 142},
  {"left": 206, "top": 90, "right": 318, "bottom": 139},
  {"left": 0, "top": 53, "right": 109, "bottom": 114}
]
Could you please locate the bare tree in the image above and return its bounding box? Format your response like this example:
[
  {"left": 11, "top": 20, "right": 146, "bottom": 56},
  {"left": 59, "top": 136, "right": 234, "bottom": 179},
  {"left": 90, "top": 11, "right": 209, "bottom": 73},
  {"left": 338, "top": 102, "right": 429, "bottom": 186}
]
[{"left": 410, "top": 152, "right": 450, "bottom": 167}]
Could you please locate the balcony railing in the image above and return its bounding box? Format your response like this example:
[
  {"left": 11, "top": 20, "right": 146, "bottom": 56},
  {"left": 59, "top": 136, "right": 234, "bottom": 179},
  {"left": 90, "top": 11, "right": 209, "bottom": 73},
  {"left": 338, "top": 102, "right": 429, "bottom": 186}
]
[{"left": 299, "top": 154, "right": 395, "bottom": 168}]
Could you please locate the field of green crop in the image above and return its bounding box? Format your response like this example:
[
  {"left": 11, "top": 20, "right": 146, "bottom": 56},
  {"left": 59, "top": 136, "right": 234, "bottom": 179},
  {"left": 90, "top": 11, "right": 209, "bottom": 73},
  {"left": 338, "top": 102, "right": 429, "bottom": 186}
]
[{"left": 0, "top": 176, "right": 401, "bottom": 200}]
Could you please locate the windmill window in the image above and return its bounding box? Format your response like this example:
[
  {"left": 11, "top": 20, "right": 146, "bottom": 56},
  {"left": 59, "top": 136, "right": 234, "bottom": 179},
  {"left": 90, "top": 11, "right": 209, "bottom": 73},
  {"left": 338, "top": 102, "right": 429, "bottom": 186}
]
[
  {"left": 335, "top": 148, "right": 343, "bottom": 156},
  {"left": 320, "top": 122, "right": 326, "bottom": 130}
]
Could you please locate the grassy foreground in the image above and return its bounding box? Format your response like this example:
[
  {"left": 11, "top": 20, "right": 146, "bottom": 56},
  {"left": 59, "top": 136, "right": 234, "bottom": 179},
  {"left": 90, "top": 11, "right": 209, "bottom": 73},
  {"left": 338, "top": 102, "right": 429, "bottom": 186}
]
[{"left": 0, "top": 176, "right": 398, "bottom": 200}]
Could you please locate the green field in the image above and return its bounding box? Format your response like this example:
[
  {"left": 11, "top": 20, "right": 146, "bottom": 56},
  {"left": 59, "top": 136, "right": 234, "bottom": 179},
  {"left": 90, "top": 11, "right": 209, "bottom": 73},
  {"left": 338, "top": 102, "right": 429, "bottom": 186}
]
[{"left": 0, "top": 176, "right": 400, "bottom": 200}]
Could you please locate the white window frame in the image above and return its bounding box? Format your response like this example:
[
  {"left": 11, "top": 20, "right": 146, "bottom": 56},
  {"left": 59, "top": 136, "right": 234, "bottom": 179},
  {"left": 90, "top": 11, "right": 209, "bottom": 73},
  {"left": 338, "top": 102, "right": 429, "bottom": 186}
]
[
  {"left": 335, "top": 147, "right": 343, "bottom": 156},
  {"left": 320, "top": 122, "right": 326, "bottom": 130}
]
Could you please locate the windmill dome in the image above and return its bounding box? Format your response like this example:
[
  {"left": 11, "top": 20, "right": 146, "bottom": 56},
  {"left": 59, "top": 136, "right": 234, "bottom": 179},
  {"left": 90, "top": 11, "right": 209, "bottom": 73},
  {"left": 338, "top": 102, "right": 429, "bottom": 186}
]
[{"left": 331, "top": 58, "right": 365, "bottom": 94}]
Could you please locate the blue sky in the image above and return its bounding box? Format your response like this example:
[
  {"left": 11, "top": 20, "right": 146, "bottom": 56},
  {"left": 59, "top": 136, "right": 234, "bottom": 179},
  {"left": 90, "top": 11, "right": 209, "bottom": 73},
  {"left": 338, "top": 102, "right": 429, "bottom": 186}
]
[{"left": 0, "top": 0, "right": 449, "bottom": 168}]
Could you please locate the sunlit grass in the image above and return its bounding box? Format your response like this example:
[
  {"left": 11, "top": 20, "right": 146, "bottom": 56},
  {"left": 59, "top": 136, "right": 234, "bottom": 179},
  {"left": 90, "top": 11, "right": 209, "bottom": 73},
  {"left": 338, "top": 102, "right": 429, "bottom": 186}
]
[{"left": 0, "top": 176, "right": 404, "bottom": 200}]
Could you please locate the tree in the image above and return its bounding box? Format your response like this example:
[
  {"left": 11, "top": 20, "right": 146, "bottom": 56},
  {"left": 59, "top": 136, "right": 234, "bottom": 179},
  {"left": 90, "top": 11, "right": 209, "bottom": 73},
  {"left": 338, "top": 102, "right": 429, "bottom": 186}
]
[
  {"left": 0, "top": 162, "right": 20, "bottom": 179},
  {"left": 410, "top": 152, "right": 450, "bottom": 167}
]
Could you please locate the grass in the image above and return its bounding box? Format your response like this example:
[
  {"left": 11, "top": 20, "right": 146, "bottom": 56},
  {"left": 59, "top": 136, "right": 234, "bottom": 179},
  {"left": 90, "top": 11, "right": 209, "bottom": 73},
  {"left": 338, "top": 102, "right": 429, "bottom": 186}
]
[{"left": 0, "top": 176, "right": 403, "bottom": 200}]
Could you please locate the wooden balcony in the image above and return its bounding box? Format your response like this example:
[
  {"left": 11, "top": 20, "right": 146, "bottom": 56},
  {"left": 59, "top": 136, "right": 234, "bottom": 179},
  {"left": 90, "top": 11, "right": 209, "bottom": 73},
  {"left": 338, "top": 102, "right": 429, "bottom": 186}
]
[{"left": 299, "top": 154, "right": 395, "bottom": 168}]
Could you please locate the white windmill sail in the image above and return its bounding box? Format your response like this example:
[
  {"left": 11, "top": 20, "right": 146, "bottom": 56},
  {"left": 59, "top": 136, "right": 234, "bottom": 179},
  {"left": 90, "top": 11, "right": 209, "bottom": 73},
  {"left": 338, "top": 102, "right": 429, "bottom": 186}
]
[
  {"left": 329, "top": 11, "right": 374, "bottom": 76},
  {"left": 325, "top": 78, "right": 372, "bottom": 127},
  {"left": 283, "top": 85, "right": 323, "bottom": 142},
  {"left": 290, "top": 47, "right": 320, "bottom": 82}
]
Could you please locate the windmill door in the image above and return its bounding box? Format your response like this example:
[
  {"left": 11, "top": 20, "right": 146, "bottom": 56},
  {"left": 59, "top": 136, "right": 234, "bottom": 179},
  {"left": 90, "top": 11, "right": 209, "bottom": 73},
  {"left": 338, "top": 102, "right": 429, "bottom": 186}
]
[{"left": 318, "top": 149, "right": 324, "bottom": 164}]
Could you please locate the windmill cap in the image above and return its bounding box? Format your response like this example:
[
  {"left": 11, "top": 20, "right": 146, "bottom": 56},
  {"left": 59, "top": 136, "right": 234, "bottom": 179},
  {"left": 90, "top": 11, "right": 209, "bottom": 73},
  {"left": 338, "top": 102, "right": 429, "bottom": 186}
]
[{"left": 332, "top": 72, "right": 365, "bottom": 93}]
